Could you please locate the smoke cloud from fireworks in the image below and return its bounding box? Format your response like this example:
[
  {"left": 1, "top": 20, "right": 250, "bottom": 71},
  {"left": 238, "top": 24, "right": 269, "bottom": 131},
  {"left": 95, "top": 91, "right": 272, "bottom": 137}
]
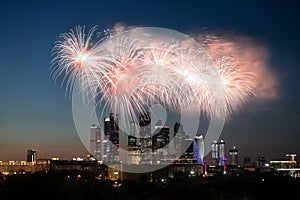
[{"left": 196, "top": 31, "right": 278, "bottom": 102}]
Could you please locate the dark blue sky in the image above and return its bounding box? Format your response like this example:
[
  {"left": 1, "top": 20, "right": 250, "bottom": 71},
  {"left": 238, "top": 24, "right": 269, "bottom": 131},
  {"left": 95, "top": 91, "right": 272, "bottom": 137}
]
[{"left": 0, "top": 0, "right": 299, "bottom": 162}]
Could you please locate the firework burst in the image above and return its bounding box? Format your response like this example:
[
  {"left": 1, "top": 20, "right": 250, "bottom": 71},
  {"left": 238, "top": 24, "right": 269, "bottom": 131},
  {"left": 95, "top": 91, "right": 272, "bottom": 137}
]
[{"left": 51, "top": 25, "right": 273, "bottom": 124}]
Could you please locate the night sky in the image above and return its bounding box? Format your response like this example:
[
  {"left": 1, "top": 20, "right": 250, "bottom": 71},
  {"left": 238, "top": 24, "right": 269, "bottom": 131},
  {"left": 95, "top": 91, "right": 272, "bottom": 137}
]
[{"left": 0, "top": 0, "right": 299, "bottom": 163}]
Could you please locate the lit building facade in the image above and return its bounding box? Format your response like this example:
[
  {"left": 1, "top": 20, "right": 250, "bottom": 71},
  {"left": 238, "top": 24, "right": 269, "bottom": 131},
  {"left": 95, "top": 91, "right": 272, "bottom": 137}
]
[
  {"left": 193, "top": 135, "right": 204, "bottom": 164},
  {"left": 26, "top": 149, "right": 36, "bottom": 163},
  {"left": 229, "top": 146, "right": 238, "bottom": 166},
  {"left": 103, "top": 114, "right": 120, "bottom": 164},
  {"left": 152, "top": 126, "right": 170, "bottom": 164},
  {"left": 174, "top": 122, "right": 185, "bottom": 157},
  {"left": 286, "top": 153, "right": 297, "bottom": 163},
  {"left": 139, "top": 112, "right": 152, "bottom": 164},
  {"left": 90, "top": 124, "right": 102, "bottom": 161},
  {"left": 211, "top": 140, "right": 225, "bottom": 166}
]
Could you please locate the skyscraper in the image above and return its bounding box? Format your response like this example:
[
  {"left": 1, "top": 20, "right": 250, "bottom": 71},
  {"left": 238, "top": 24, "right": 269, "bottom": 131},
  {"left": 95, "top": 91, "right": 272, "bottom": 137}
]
[
  {"left": 139, "top": 112, "right": 151, "bottom": 137},
  {"left": 193, "top": 135, "right": 204, "bottom": 164},
  {"left": 211, "top": 140, "right": 225, "bottom": 165},
  {"left": 139, "top": 112, "right": 152, "bottom": 164},
  {"left": 152, "top": 125, "right": 169, "bottom": 164},
  {"left": 174, "top": 122, "right": 185, "bottom": 157},
  {"left": 128, "top": 120, "right": 137, "bottom": 147},
  {"left": 103, "top": 114, "right": 120, "bottom": 164},
  {"left": 229, "top": 146, "right": 238, "bottom": 166},
  {"left": 90, "top": 124, "right": 102, "bottom": 161},
  {"left": 27, "top": 149, "right": 36, "bottom": 163},
  {"left": 211, "top": 141, "right": 218, "bottom": 165},
  {"left": 218, "top": 140, "right": 225, "bottom": 165},
  {"left": 182, "top": 138, "right": 194, "bottom": 160}
]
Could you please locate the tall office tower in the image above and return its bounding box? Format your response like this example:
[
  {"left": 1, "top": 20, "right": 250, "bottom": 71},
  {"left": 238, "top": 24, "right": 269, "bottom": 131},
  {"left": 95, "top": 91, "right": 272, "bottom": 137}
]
[
  {"left": 127, "top": 121, "right": 141, "bottom": 165},
  {"left": 218, "top": 140, "right": 225, "bottom": 166},
  {"left": 174, "top": 122, "right": 185, "bottom": 157},
  {"left": 257, "top": 156, "right": 266, "bottom": 167},
  {"left": 109, "top": 113, "right": 119, "bottom": 147},
  {"left": 104, "top": 114, "right": 120, "bottom": 164},
  {"left": 152, "top": 126, "right": 169, "bottom": 164},
  {"left": 103, "top": 117, "right": 112, "bottom": 163},
  {"left": 193, "top": 135, "right": 204, "bottom": 164},
  {"left": 27, "top": 149, "right": 36, "bottom": 163},
  {"left": 211, "top": 141, "right": 218, "bottom": 165},
  {"left": 180, "top": 138, "right": 194, "bottom": 162},
  {"left": 139, "top": 112, "right": 151, "bottom": 137},
  {"left": 90, "top": 124, "right": 102, "bottom": 161},
  {"left": 229, "top": 146, "right": 238, "bottom": 166},
  {"left": 139, "top": 112, "right": 152, "bottom": 164},
  {"left": 211, "top": 140, "right": 226, "bottom": 165}
]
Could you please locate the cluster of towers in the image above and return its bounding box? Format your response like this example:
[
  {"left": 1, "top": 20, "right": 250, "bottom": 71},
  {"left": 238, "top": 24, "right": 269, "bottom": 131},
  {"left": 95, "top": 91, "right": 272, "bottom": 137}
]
[{"left": 89, "top": 112, "right": 206, "bottom": 165}]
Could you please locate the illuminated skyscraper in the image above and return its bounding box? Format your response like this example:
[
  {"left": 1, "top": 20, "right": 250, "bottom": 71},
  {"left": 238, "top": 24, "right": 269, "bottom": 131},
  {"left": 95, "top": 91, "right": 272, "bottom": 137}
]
[
  {"left": 229, "top": 146, "right": 238, "bottom": 166},
  {"left": 139, "top": 112, "right": 151, "bottom": 137},
  {"left": 27, "top": 149, "right": 36, "bottom": 163},
  {"left": 211, "top": 140, "right": 225, "bottom": 166},
  {"left": 193, "top": 135, "right": 204, "bottom": 164},
  {"left": 103, "top": 114, "right": 120, "bottom": 164},
  {"left": 139, "top": 112, "right": 152, "bottom": 164},
  {"left": 211, "top": 141, "right": 218, "bottom": 165},
  {"left": 218, "top": 140, "right": 225, "bottom": 165},
  {"left": 174, "top": 122, "right": 185, "bottom": 157},
  {"left": 152, "top": 126, "right": 169, "bottom": 164},
  {"left": 181, "top": 138, "right": 194, "bottom": 160},
  {"left": 90, "top": 124, "right": 102, "bottom": 161}
]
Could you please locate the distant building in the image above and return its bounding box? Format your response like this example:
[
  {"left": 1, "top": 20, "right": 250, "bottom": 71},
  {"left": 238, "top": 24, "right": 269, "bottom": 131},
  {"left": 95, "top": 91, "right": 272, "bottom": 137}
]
[
  {"left": 26, "top": 149, "right": 36, "bottom": 163},
  {"left": 257, "top": 156, "right": 266, "bottom": 167},
  {"left": 139, "top": 112, "right": 152, "bottom": 164},
  {"left": 193, "top": 135, "right": 204, "bottom": 164},
  {"left": 229, "top": 146, "right": 238, "bottom": 166},
  {"left": 174, "top": 122, "right": 185, "bottom": 157},
  {"left": 175, "top": 138, "right": 196, "bottom": 164},
  {"left": 0, "top": 161, "right": 35, "bottom": 175},
  {"left": 152, "top": 126, "right": 169, "bottom": 164},
  {"left": 286, "top": 153, "right": 297, "bottom": 163},
  {"left": 49, "top": 160, "right": 107, "bottom": 179},
  {"left": 127, "top": 121, "right": 140, "bottom": 165},
  {"left": 90, "top": 124, "right": 102, "bottom": 161},
  {"left": 103, "top": 113, "right": 120, "bottom": 164},
  {"left": 211, "top": 140, "right": 225, "bottom": 165},
  {"left": 139, "top": 112, "right": 151, "bottom": 137}
]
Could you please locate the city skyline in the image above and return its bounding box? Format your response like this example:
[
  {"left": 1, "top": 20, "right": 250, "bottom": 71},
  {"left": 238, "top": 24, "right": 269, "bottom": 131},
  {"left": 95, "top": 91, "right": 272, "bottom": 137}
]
[
  {"left": 1, "top": 114, "right": 298, "bottom": 167},
  {"left": 0, "top": 1, "right": 300, "bottom": 164}
]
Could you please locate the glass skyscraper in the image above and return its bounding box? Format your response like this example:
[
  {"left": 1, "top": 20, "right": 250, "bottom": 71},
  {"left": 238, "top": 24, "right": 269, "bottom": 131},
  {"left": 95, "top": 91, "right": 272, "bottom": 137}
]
[{"left": 90, "top": 124, "right": 102, "bottom": 161}]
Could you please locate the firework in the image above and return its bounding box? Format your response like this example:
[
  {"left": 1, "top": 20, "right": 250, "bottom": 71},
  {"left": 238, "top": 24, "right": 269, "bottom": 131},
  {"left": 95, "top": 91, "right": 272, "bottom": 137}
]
[{"left": 51, "top": 25, "right": 272, "bottom": 125}]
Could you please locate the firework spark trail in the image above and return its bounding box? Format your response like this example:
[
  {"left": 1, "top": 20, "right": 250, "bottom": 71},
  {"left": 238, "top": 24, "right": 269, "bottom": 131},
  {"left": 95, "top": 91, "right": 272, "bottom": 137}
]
[
  {"left": 50, "top": 26, "right": 104, "bottom": 102},
  {"left": 51, "top": 25, "right": 277, "bottom": 126}
]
